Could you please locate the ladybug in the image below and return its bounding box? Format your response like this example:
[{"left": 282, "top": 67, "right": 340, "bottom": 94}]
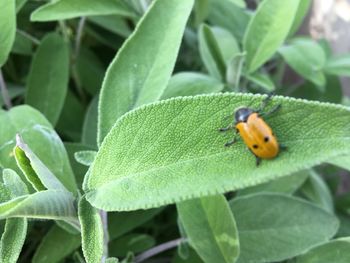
[{"left": 219, "top": 94, "right": 285, "bottom": 166}]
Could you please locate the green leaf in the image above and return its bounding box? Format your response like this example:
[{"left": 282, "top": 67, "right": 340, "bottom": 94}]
[
  {"left": 86, "top": 93, "right": 350, "bottom": 211},
  {"left": 64, "top": 143, "right": 94, "bottom": 188},
  {"left": 243, "top": 0, "right": 300, "bottom": 73},
  {"left": 177, "top": 195, "right": 239, "bottom": 263},
  {"left": 194, "top": 0, "right": 209, "bottom": 27},
  {"left": 300, "top": 170, "right": 334, "bottom": 213},
  {"left": 78, "top": 196, "right": 104, "bottom": 263},
  {"left": 0, "top": 105, "right": 77, "bottom": 193},
  {"left": 14, "top": 135, "right": 68, "bottom": 192},
  {"left": 212, "top": 26, "right": 240, "bottom": 63},
  {"left": 32, "top": 225, "right": 81, "bottom": 263},
  {"left": 98, "top": 0, "right": 194, "bottom": 144},
  {"left": 30, "top": 0, "right": 134, "bottom": 22},
  {"left": 77, "top": 48, "right": 105, "bottom": 96},
  {"left": 108, "top": 209, "right": 162, "bottom": 240},
  {"left": 161, "top": 72, "right": 223, "bottom": 99},
  {"left": 109, "top": 233, "right": 155, "bottom": 258},
  {"left": 226, "top": 53, "right": 245, "bottom": 91},
  {"left": 279, "top": 38, "right": 326, "bottom": 88},
  {"left": 88, "top": 15, "right": 132, "bottom": 38},
  {"left": 198, "top": 24, "right": 226, "bottom": 80},
  {"left": 0, "top": 219, "right": 27, "bottom": 263},
  {"left": 16, "top": 0, "right": 27, "bottom": 13},
  {"left": 328, "top": 155, "right": 350, "bottom": 171},
  {"left": 208, "top": 0, "right": 250, "bottom": 41},
  {"left": 230, "top": 193, "right": 339, "bottom": 262},
  {"left": 246, "top": 72, "right": 275, "bottom": 92},
  {"left": 295, "top": 238, "right": 350, "bottom": 263},
  {"left": 238, "top": 170, "right": 309, "bottom": 196},
  {"left": 11, "top": 32, "right": 33, "bottom": 56},
  {"left": 0, "top": 190, "right": 77, "bottom": 223},
  {"left": 0, "top": 0, "right": 16, "bottom": 66},
  {"left": 25, "top": 33, "right": 69, "bottom": 126},
  {"left": 0, "top": 169, "right": 28, "bottom": 263},
  {"left": 325, "top": 55, "right": 350, "bottom": 77},
  {"left": 56, "top": 90, "right": 86, "bottom": 142},
  {"left": 289, "top": 0, "right": 312, "bottom": 36},
  {"left": 82, "top": 96, "right": 98, "bottom": 149},
  {"left": 75, "top": 151, "right": 97, "bottom": 167}
]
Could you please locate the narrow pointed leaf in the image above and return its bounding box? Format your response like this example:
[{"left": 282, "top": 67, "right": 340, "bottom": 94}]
[
  {"left": 0, "top": 0, "right": 16, "bottom": 66},
  {"left": 0, "top": 105, "right": 77, "bottom": 193},
  {"left": 98, "top": 0, "right": 194, "bottom": 144},
  {"left": 230, "top": 193, "right": 339, "bottom": 262},
  {"left": 86, "top": 93, "right": 350, "bottom": 211},
  {"left": 288, "top": 0, "right": 312, "bottom": 36},
  {"left": 82, "top": 96, "right": 98, "bottom": 149},
  {"left": 177, "top": 195, "right": 239, "bottom": 263},
  {"left": 325, "top": 55, "right": 350, "bottom": 76},
  {"left": 79, "top": 196, "right": 104, "bottom": 263},
  {"left": 30, "top": 0, "right": 134, "bottom": 21},
  {"left": 198, "top": 24, "right": 226, "bottom": 80},
  {"left": 295, "top": 238, "right": 350, "bottom": 263},
  {"left": 15, "top": 135, "right": 68, "bottom": 192},
  {"left": 0, "top": 190, "right": 77, "bottom": 222},
  {"left": 243, "top": 0, "right": 300, "bottom": 73},
  {"left": 26, "top": 33, "right": 69, "bottom": 126}
]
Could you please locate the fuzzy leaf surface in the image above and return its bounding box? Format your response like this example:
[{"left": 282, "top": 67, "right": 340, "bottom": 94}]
[
  {"left": 98, "top": 0, "right": 194, "bottom": 144},
  {"left": 30, "top": 0, "right": 134, "bottom": 21},
  {"left": 177, "top": 195, "right": 239, "bottom": 263},
  {"left": 243, "top": 0, "right": 300, "bottom": 73},
  {"left": 78, "top": 196, "right": 104, "bottom": 263},
  {"left": 0, "top": 105, "right": 77, "bottom": 193},
  {"left": 86, "top": 93, "right": 350, "bottom": 211},
  {"left": 230, "top": 193, "right": 339, "bottom": 262}
]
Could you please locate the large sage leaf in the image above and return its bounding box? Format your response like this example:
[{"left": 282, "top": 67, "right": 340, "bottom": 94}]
[
  {"left": 26, "top": 33, "right": 69, "bottom": 126},
  {"left": 30, "top": 0, "right": 134, "bottom": 21},
  {"left": 295, "top": 238, "right": 350, "bottom": 263},
  {"left": 0, "top": 0, "right": 16, "bottom": 66},
  {"left": 230, "top": 193, "right": 339, "bottom": 262},
  {"left": 177, "top": 195, "right": 239, "bottom": 263},
  {"left": 86, "top": 93, "right": 350, "bottom": 211},
  {"left": 0, "top": 105, "right": 77, "bottom": 193},
  {"left": 243, "top": 0, "right": 300, "bottom": 73},
  {"left": 98, "top": 0, "right": 194, "bottom": 144}
]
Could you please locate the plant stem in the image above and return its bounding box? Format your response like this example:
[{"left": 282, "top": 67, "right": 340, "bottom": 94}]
[
  {"left": 100, "top": 210, "right": 109, "bottom": 262},
  {"left": 0, "top": 69, "right": 12, "bottom": 109},
  {"left": 74, "top": 17, "right": 86, "bottom": 62},
  {"left": 134, "top": 238, "right": 186, "bottom": 263},
  {"left": 16, "top": 29, "right": 40, "bottom": 46}
]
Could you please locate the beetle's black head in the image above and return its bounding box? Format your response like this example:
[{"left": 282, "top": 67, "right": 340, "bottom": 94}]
[{"left": 234, "top": 107, "right": 254, "bottom": 123}]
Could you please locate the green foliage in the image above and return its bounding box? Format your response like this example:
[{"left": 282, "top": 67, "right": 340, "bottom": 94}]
[
  {"left": 177, "top": 195, "right": 239, "bottom": 263},
  {"left": 26, "top": 33, "right": 69, "bottom": 126},
  {"left": 98, "top": 0, "right": 194, "bottom": 144},
  {"left": 86, "top": 93, "right": 350, "bottom": 211},
  {"left": 1, "top": 0, "right": 350, "bottom": 262},
  {"left": 0, "top": 0, "right": 15, "bottom": 66},
  {"left": 230, "top": 193, "right": 339, "bottom": 262},
  {"left": 243, "top": 0, "right": 300, "bottom": 73}
]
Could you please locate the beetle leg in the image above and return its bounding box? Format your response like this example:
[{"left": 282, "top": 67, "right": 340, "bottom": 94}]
[
  {"left": 219, "top": 124, "right": 234, "bottom": 132},
  {"left": 256, "top": 93, "right": 274, "bottom": 113},
  {"left": 280, "top": 144, "right": 287, "bottom": 151},
  {"left": 255, "top": 156, "right": 261, "bottom": 166},
  {"left": 224, "top": 129, "right": 239, "bottom": 147},
  {"left": 260, "top": 103, "right": 282, "bottom": 117}
]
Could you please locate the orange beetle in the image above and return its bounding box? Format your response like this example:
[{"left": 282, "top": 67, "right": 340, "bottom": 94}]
[{"left": 219, "top": 94, "right": 285, "bottom": 166}]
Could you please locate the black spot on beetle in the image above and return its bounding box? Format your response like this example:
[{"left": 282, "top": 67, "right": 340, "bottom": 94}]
[
  {"left": 264, "top": 136, "right": 269, "bottom": 142},
  {"left": 253, "top": 144, "right": 259, "bottom": 149}
]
